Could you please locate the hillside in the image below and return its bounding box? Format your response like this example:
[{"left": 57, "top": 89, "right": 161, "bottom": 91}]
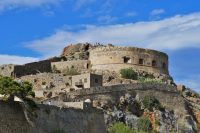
[{"left": 0, "top": 43, "right": 199, "bottom": 133}]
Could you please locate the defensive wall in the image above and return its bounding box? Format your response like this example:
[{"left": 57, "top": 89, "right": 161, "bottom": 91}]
[
  {"left": 68, "top": 83, "right": 185, "bottom": 112},
  {"left": 51, "top": 60, "right": 90, "bottom": 73},
  {"left": 0, "top": 101, "right": 106, "bottom": 133},
  {"left": 89, "top": 46, "right": 169, "bottom": 75},
  {"left": 14, "top": 60, "right": 51, "bottom": 77},
  {"left": 69, "top": 83, "right": 177, "bottom": 96},
  {"left": 67, "top": 83, "right": 190, "bottom": 131},
  {"left": 0, "top": 60, "right": 51, "bottom": 77}
]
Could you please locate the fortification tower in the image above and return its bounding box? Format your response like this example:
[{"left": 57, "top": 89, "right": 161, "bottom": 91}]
[{"left": 89, "top": 45, "right": 169, "bottom": 75}]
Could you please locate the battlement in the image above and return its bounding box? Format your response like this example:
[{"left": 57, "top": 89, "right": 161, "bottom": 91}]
[
  {"left": 89, "top": 45, "right": 169, "bottom": 75},
  {"left": 90, "top": 45, "right": 168, "bottom": 57}
]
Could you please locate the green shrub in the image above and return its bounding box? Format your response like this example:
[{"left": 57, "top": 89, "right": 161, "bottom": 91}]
[
  {"left": 138, "top": 77, "right": 162, "bottom": 84},
  {"left": 108, "top": 122, "right": 145, "bottom": 133},
  {"left": 137, "top": 116, "right": 152, "bottom": 132},
  {"left": 0, "top": 76, "right": 35, "bottom": 100},
  {"left": 120, "top": 68, "right": 138, "bottom": 80},
  {"left": 141, "top": 96, "right": 161, "bottom": 111}
]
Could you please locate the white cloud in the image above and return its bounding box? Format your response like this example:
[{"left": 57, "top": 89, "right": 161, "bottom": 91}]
[
  {"left": 0, "top": 0, "right": 60, "bottom": 12},
  {"left": 0, "top": 55, "right": 39, "bottom": 65},
  {"left": 150, "top": 8, "right": 165, "bottom": 16},
  {"left": 26, "top": 12, "right": 200, "bottom": 58}
]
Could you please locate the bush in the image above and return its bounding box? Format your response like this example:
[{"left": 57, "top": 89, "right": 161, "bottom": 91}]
[
  {"left": 141, "top": 96, "right": 161, "bottom": 111},
  {"left": 120, "top": 68, "right": 138, "bottom": 80},
  {"left": 0, "top": 76, "right": 35, "bottom": 100},
  {"left": 108, "top": 122, "right": 145, "bottom": 133},
  {"left": 138, "top": 77, "right": 162, "bottom": 84},
  {"left": 137, "top": 116, "right": 152, "bottom": 132}
]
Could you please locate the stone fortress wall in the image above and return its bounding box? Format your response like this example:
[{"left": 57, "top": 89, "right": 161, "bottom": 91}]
[
  {"left": 14, "top": 60, "right": 51, "bottom": 77},
  {"left": 51, "top": 60, "right": 90, "bottom": 73},
  {"left": 89, "top": 46, "right": 169, "bottom": 75},
  {"left": 69, "top": 83, "right": 177, "bottom": 97},
  {"left": 0, "top": 44, "right": 169, "bottom": 77},
  {"left": 0, "top": 101, "right": 106, "bottom": 133},
  {"left": 0, "top": 60, "right": 52, "bottom": 77}
]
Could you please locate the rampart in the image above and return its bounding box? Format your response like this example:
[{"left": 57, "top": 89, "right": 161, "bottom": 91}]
[
  {"left": 14, "top": 60, "right": 51, "bottom": 77},
  {"left": 0, "top": 101, "right": 106, "bottom": 133},
  {"left": 70, "top": 83, "right": 177, "bottom": 96},
  {"left": 0, "top": 60, "right": 51, "bottom": 77},
  {"left": 89, "top": 46, "right": 169, "bottom": 74},
  {"left": 51, "top": 60, "right": 90, "bottom": 73}
]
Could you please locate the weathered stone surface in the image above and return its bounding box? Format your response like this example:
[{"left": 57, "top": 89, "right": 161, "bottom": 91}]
[{"left": 0, "top": 101, "right": 106, "bottom": 133}]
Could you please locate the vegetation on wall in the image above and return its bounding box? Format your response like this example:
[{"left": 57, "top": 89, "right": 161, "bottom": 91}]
[
  {"left": 138, "top": 77, "right": 162, "bottom": 84},
  {"left": 120, "top": 68, "right": 163, "bottom": 84},
  {"left": 120, "top": 68, "right": 138, "bottom": 80},
  {"left": 137, "top": 116, "right": 152, "bottom": 132},
  {"left": 0, "top": 75, "right": 35, "bottom": 101},
  {"left": 108, "top": 122, "right": 146, "bottom": 133},
  {"left": 141, "top": 96, "right": 162, "bottom": 111}
]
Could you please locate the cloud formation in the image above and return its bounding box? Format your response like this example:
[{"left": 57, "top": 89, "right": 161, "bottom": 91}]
[
  {"left": 26, "top": 12, "right": 200, "bottom": 58},
  {"left": 0, "top": 55, "right": 39, "bottom": 65},
  {"left": 0, "top": 0, "right": 60, "bottom": 12},
  {"left": 150, "top": 8, "right": 165, "bottom": 16}
]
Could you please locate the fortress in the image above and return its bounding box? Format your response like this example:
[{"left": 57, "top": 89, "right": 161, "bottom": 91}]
[
  {"left": 0, "top": 43, "right": 169, "bottom": 78},
  {"left": 0, "top": 43, "right": 199, "bottom": 133},
  {"left": 89, "top": 46, "right": 168, "bottom": 74}
]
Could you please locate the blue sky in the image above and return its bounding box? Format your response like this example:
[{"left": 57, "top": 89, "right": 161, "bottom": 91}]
[{"left": 0, "top": 0, "right": 200, "bottom": 93}]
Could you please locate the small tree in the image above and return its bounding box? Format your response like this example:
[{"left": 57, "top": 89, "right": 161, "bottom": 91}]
[
  {"left": 141, "top": 96, "right": 161, "bottom": 111},
  {"left": 0, "top": 76, "right": 35, "bottom": 101},
  {"left": 120, "top": 68, "right": 138, "bottom": 80},
  {"left": 137, "top": 116, "right": 152, "bottom": 132}
]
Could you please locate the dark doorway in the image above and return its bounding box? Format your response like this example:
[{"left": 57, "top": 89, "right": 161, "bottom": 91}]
[
  {"left": 139, "top": 59, "right": 144, "bottom": 65},
  {"left": 123, "top": 56, "right": 131, "bottom": 63},
  {"left": 152, "top": 60, "right": 157, "bottom": 67}
]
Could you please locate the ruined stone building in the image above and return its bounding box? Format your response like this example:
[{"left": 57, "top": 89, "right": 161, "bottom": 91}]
[{"left": 71, "top": 73, "right": 103, "bottom": 90}]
